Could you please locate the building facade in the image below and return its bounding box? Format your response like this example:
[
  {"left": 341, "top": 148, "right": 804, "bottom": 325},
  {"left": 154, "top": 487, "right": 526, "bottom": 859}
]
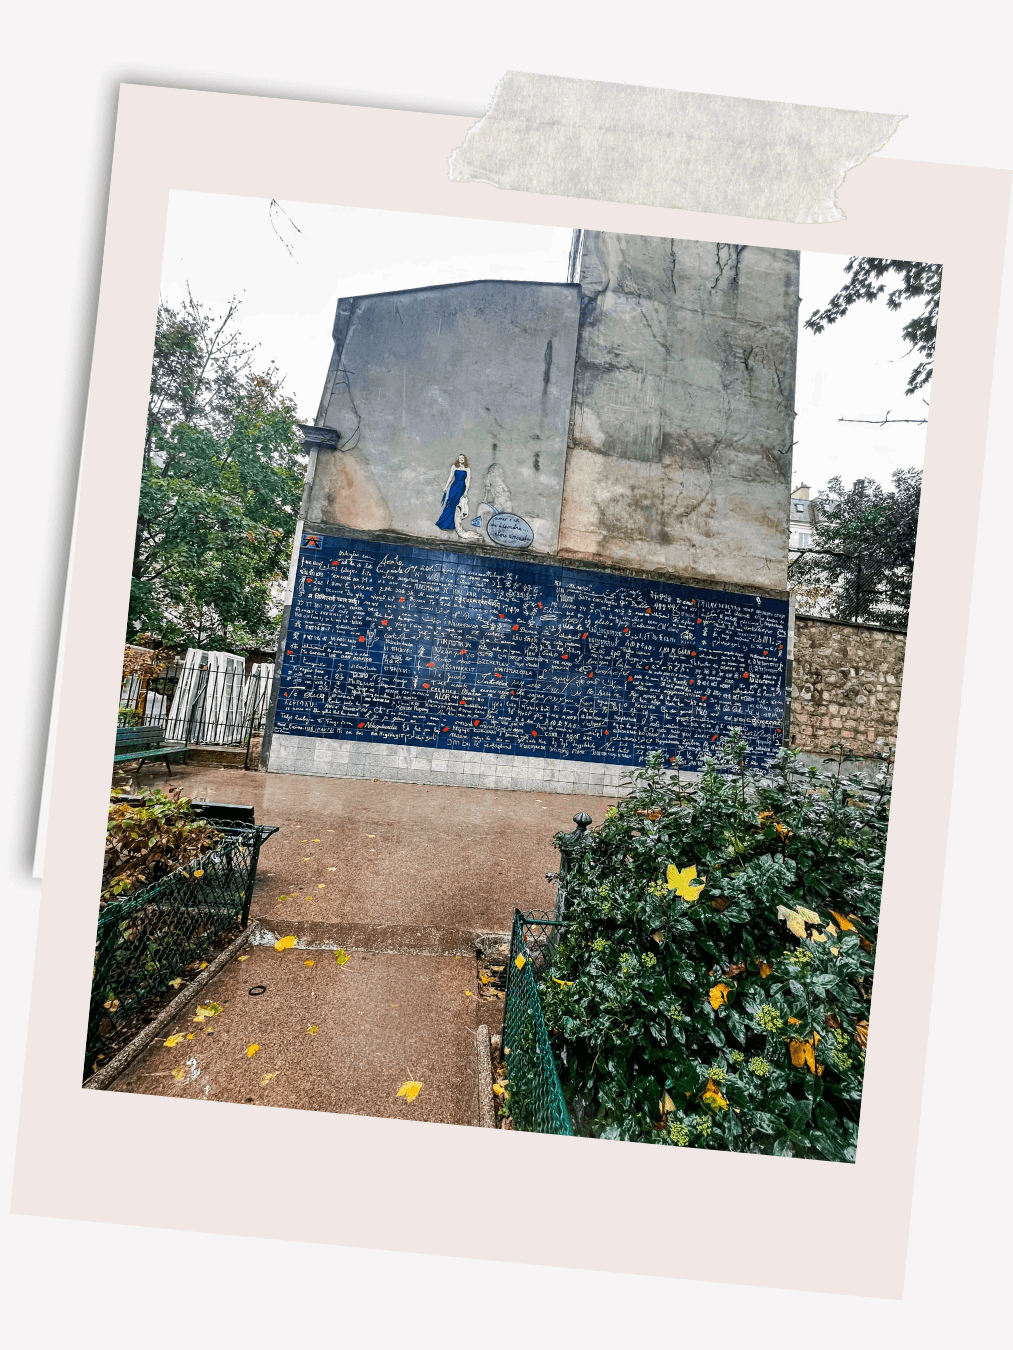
[{"left": 262, "top": 231, "right": 801, "bottom": 794}]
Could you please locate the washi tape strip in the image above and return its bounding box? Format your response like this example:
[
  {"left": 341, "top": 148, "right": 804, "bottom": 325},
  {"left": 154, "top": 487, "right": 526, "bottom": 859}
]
[{"left": 449, "top": 71, "right": 904, "bottom": 225}]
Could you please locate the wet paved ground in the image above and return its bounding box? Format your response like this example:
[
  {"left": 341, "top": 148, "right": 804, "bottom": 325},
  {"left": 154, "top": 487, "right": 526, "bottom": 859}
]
[
  {"left": 111, "top": 762, "right": 616, "bottom": 1125},
  {"left": 112, "top": 942, "right": 485, "bottom": 1125}
]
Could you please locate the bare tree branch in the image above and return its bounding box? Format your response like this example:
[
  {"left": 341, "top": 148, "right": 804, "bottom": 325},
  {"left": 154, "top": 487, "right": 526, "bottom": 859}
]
[{"left": 837, "top": 409, "right": 928, "bottom": 426}]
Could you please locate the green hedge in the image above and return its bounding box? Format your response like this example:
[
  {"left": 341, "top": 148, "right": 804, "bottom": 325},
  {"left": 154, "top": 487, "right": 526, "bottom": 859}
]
[{"left": 539, "top": 737, "right": 886, "bottom": 1160}]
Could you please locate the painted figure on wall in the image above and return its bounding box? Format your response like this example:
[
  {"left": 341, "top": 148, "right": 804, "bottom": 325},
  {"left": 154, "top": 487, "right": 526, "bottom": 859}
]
[{"left": 436, "top": 454, "right": 479, "bottom": 540}]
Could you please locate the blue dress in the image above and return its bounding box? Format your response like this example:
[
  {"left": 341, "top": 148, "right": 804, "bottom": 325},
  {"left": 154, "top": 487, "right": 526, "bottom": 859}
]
[{"left": 436, "top": 469, "right": 468, "bottom": 530}]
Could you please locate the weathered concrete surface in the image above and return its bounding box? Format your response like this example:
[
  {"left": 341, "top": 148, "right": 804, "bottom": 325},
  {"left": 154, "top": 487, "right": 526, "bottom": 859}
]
[
  {"left": 158, "top": 763, "right": 613, "bottom": 934},
  {"left": 307, "top": 280, "right": 581, "bottom": 554},
  {"left": 110, "top": 941, "right": 485, "bottom": 1127},
  {"left": 558, "top": 233, "right": 799, "bottom": 591},
  {"left": 789, "top": 617, "right": 906, "bottom": 759}
]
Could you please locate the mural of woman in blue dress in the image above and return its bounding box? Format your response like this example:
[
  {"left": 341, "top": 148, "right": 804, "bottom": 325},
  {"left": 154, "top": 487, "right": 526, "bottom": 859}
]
[{"left": 436, "top": 454, "right": 478, "bottom": 538}]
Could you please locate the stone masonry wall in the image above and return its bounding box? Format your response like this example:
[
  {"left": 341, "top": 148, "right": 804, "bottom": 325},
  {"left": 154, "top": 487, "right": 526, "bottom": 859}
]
[{"left": 789, "top": 617, "right": 906, "bottom": 758}]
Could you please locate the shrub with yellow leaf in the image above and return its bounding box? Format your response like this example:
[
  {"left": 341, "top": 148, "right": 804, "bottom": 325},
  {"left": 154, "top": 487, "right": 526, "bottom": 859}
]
[{"left": 531, "top": 737, "right": 885, "bottom": 1160}]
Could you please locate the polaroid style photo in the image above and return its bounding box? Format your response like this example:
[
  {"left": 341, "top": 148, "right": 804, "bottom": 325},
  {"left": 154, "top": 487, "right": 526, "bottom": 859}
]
[{"left": 13, "top": 87, "right": 1008, "bottom": 1298}]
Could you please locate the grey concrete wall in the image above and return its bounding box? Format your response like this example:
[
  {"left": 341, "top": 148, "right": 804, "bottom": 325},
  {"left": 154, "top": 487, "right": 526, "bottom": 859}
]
[
  {"left": 558, "top": 233, "right": 799, "bottom": 591},
  {"left": 307, "top": 280, "right": 580, "bottom": 554}
]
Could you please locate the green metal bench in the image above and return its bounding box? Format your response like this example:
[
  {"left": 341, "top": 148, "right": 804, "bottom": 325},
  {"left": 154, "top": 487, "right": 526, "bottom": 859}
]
[{"left": 113, "top": 725, "right": 189, "bottom": 778}]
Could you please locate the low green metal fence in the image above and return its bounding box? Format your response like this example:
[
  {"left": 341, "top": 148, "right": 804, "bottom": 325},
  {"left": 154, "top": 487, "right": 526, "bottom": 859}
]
[
  {"left": 502, "top": 910, "right": 572, "bottom": 1136},
  {"left": 86, "top": 819, "right": 276, "bottom": 1076}
]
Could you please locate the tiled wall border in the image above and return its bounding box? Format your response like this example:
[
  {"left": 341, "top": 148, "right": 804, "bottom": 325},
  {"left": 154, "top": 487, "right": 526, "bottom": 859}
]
[{"left": 267, "top": 733, "right": 636, "bottom": 795}]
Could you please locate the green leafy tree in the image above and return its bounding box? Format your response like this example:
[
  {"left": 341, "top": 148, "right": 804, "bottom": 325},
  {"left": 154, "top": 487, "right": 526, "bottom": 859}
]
[
  {"left": 129, "top": 295, "right": 305, "bottom": 650},
  {"left": 790, "top": 469, "right": 921, "bottom": 628},
  {"left": 803, "top": 257, "right": 942, "bottom": 396},
  {"left": 518, "top": 739, "right": 885, "bottom": 1160}
]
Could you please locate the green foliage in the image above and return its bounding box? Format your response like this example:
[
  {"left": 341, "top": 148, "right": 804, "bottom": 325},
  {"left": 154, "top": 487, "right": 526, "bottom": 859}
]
[
  {"left": 803, "top": 256, "right": 942, "bottom": 396},
  {"left": 790, "top": 468, "right": 921, "bottom": 628},
  {"left": 103, "top": 789, "right": 222, "bottom": 902},
  {"left": 538, "top": 737, "right": 885, "bottom": 1160},
  {"left": 129, "top": 294, "right": 306, "bottom": 650}
]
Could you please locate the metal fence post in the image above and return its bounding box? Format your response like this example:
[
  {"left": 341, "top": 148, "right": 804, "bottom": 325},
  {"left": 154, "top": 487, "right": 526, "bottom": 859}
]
[{"left": 554, "top": 812, "right": 593, "bottom": 923}]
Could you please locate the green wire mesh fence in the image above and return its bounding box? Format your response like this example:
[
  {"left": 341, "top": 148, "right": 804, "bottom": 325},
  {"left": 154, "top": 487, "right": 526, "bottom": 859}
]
[
  {"left": 503, "top": 910, "right": 572, "bottom": 1136},
  {"left": 86, "top": 820, "right": 277, "bottom": 1077}
]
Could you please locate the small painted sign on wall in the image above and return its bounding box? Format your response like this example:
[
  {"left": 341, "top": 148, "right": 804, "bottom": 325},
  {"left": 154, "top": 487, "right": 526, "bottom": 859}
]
[{"left": 486, "top": 513, "right": 534, "bottom": 548}]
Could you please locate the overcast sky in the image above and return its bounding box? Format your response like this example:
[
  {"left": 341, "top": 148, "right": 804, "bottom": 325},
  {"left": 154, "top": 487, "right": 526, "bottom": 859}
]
[{"left": 160, "top": 192, "right": 931, "bottom": 496}]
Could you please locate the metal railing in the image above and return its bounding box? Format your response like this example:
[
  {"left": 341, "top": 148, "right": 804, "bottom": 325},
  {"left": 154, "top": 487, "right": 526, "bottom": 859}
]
[
  {"left": 86, "top": 818, "right": 277, "bottom": 1077},
  {"left": 502, "top": 910, "right": 572, "bottom": 1136},
  {"left": 118, "top": 660, "right": 274, "bottom": 748}
]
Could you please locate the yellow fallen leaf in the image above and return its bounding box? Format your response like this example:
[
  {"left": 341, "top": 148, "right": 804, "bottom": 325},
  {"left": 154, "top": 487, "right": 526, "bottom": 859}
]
[
  {"left": 708, "top": 982, "right": 731, "bottom": 1011},
  {"left": 304, "top": 959, "right": 315, "bottom": 967},
  {"left": 193, "top": 869, "right": 204, "bottom": 878},
  {"left": 334, "top": 948, "right": 350, "bottom": 966},
  {"left": 397, "top": 1081, "right": 423, "bottom": 1102},
  {"left": 307, "top": 1025, "right": 318, "bottom": 1034},
  {"left": 552, "top": 977, "right": 574, "bottom": 987},
  {"left": 702, "top": 1078, "right": 729, "bottom": 1110},
  {"left": 758, "top": 961, "right": 773, "bottom": 978},
  {"left": 478, "top": 972, "right": 492, "bottom": 984},
  {"left": 830, "top": 911, "right": 857, "bottom": 931},
  {"left": 192, "top": 1002, "right": 222, "bottom": 1022},
  {"left": 168, "top": 977, "right": 183, "bottom": 989},
  {"left": 312, "top": 839, "right": 320, "bottom": 842},
  {"left": 172, "top": 1066, "right": 186, "bottom": 1082},
  {"left": 811, "top": 930, "right": 828, "bottom": 943},
  {"left": 367, "top": 834, "right": 376, "bottom": 838},
  {"left": 199, "top": 962, "right": 208, "bottom": 969},
  {"left": 238, "top": 954, "right": 250, "bottom": 962},
  {"left": 163, "top": 1034, "right": 185, "bottom": 1048},
  {"left": 796, "top": 905, "right": 821, "bottom": 924},
  {"left": 317, "top": 884, "right": 325, "bottom": 889},
  {"left": 789, "top": 1032, "right": 821, "bottom": 1073},
  {"left": 327, "top": 867, "right": 337, "bottom": 872},
  {"left": 776, "top": 905, "right": 807, "bottom": 940},
  {"left": 515, "top": 955, "right": 526, "bottom": 970},
  {"left": 274, "top": 936, "right": 297, "bottom": 951},
  {"left": 246, "top": 1044, "right": 259, "bottom": 1058},
  {"left": 464, "top": 990, "right": 473, "bottom": 997},
  {"left": 260, "top": 1073, "right": 277, "bottom": 1086},
  {"left": 103, "top": 996, "right": 120, "bottom": 1012},
  {"left": 667, "top": 864, "right": 706, "bottom": 903},
  {"left": 186, "top": 1033, "right": 194, "bottom": 1040},
  {"left": 660, "top": 1092, "right": 676, "bottom": 1114}
]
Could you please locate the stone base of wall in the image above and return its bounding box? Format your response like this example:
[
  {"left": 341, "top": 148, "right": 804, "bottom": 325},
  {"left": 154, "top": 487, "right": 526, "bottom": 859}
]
[{"left": 267, "top": 734, "right": 631, "bottom": 796}]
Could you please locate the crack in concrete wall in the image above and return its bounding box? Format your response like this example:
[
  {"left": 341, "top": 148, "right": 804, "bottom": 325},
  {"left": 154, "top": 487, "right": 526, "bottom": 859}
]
[{"left": 557, "top": 232, "right": 799, "bottom": 591}]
